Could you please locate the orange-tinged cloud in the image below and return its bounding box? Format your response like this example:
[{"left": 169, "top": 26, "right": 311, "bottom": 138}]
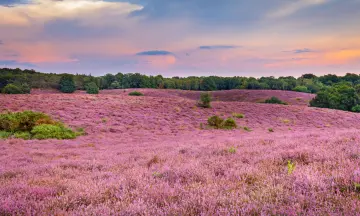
[{"left": 325, "top": 49, "right": 360, "bottom": 63}]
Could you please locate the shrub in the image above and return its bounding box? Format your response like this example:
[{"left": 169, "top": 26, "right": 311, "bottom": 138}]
[
  {"left": 0, "top": 110, "right": 51, "bottom": 132},
  {"left": 243, "top": 126, "right": 252, "bottom": 132},
  {"left": 13, "top": 131, "right": 31, "bottom": 140},
  {"left": 198, "top": 92, "right": 212, "bottom": 108},
  {"left": 287, "top": 160, "right": 296, "bottom": 175},
  {"left": 31, "top": 124, "right": 77, "bottom": 140},
  {"left": 20, "top": 83, "right": 31, "bottom": 94},
  {"left": 228, "top": 147, "right": 237, "bottom": 154},
  {"left": 85, "top": 82, "right": 99, "bottom": 94},
  {"left": 0, "top": 111, "right": 81, "bottom": 140},
  {"left": 0, "top": 131, "right": 11, "bottom": 139},
  {"left": 207, "top": 115, "right": 224, "bottom": 129},
  {"left": 128, "top": 91, "right": 143, "bottom": 96},
  {"left": 59, "top": 75, "right": 76, "bottom": 93},
  {"left": 232, "top": 113, "right": 244, "bottom": 118},
  {"left": 2, "top": 84, "right": 23, "bottom": 94},
  {"left": 293, "top": 86, "right": 309, "bottom": 93},
  {"left": 352, "top": 105, "right": 360, "bottom": 113},
  {"left": 268, "top": 128, "right": 274, "bottom": 132},
  {"left": 222, "top": 118, "right": 237, "bottom": 129},
  {"left": 264, "top": 97, "right": 287, "bottom": 105}
]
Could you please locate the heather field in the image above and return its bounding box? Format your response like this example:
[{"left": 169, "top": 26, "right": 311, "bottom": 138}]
[{"left": 2, "top": 89, "right": 360, "bottom": 215}]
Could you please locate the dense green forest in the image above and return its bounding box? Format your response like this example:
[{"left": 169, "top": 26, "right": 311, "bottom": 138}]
[
  {"left": 2, "top": 67, "right": 359, "bottom": 93},
  {"left": 3, "top": 67, "right": 360, "bottom": 112}
]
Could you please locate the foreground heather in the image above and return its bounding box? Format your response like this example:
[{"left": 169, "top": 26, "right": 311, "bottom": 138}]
[{"left": 1, "top": 90, "right": 360, "bottom": 215}]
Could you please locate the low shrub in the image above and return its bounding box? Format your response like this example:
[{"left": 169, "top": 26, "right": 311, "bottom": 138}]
[
  {"left": 264, "top": 97, "right": 287, "bottom": 105},
  {"left": 222, "top": 118, "right": 237, "bottom": 129},
  {"left": 0, "top": 111, "right": 82, "bottom": 140},
  {"left": 31, "top": 124, "right": 77, "bottom": 140},
  {"left": 208, "top": 115, "right": 237, "bottom": 129},
  {"left": 85, "top": 82, "right": 99, "bottom": 94},
  {"left": 352, "top": 105, "right": 360, "bottom": 113},
  {"left": 0, "top": 131, "right": 11, "bottom": 139},
  {"left": 244, "top": 126, "right": 252, "bottom": 132},
  {"left": 13, "top": 131, "right": 31, "bottom": 140},
  {"left": 198, "top": 92, "right": 212, "bottom": 108},
  {"left": 268, "top": 128, "right": 274, "bottom": 132},
  {"left": 2, "top": 84, "right": 23, "bottom": 94},
  {"left": 0, "top": 110, "right": 51, "bottom": 132},
  {"left": 208, "top": 115, "right": 224, "bottom": 129},
  {"left": 128, "top": 91, "right": 143, "bottom": 96},
  {"left": 228, "top": 147, "right": 237, "bottom": 154},
  {"left": 232, "top": 113, "right": 244, "bottom": 118},
  {"left": 293, "top": 86, "right": 309, "bottom": 93}
]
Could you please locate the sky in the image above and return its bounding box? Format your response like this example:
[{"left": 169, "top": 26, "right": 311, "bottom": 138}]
[{"left": 0, "top": 0, "right": 360, "bottom": 77}]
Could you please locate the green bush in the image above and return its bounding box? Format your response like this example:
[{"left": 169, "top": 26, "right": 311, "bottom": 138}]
[
  {"left": 222, "top": 118, "right": 237, "bottom": 129},
  {"left": 293, "top": 86, "right": 309, "bottom": 93},
  {"left": 198, "top": 92, "right": 212, "bottom": 108},
  {"left": 2, "top": 84, "right": 23, "bottom": 94},
  {"left": 0, "top": 131, "right": 11, "bottom": 139},
  {"left": 264, "top": 97, "right": 287, "bottom": 105},
  {"left": 128, "top": 91, "right": 144, "bottom": 96},
  {"left": 0, "top": 111, "right": 51, "bottom": 132},
  {"left": 20, "top": 83, "right": 31, "bottom": 94},
  {"left": 85, "top": 82, "right": 99, "bottom": 94},
  {"left": 0, "top": 111, "right": 82, "bottom": 140},
  {"left": 232, "top": 113, "right": 244, "bottom": 118},
  {"left": 207, "top": 115, "right": 224, "bottom": 128},
  {"left": 31, "top": 124, "right": 77, "bottom": 140},
  {"left": 14, "top": 131, "right": 31, "bottom": 140},
  {"left": 352, "top": 105, "right": 360, "bottom": 113},
  {"left": 59, "top": 75, "right": 76, "bottom": 93}
]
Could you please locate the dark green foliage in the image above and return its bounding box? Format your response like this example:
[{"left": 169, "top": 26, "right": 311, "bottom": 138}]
[
  {"left": 59, "top": 75, "right": 76, "bottom": 93},
  {"left": 208, "top": 115, "right": 224, "bottom": 128},
  {"left": 310, "top": 84, "right": 359, "bottom": 111},
  {"left": 352, "top": 105, "right": 360, "bottom": 113},
  {"left": 198, "top": 92, "right": 212, "bottom": 108},
  {"left": 222, "top": 118, "right": 237, "bottom": 129},
  {"left": 128, "top": 91, "right": 144, "bottom": 96},
  {"left": 31, "top": 124, "right": 77, "bottom": 140},
  {"left": 0, "top": 111, "right": 82, "bottom": 140},
  {"left": 264, "top": 97, "right": 287, "bottom": 105},
  {"left": 85, "top": 82, "right": 99, "bottom": 94},
  {"left": 293, "top": 86, "right": 309, "bottom": 93},
  {"left": 2, "top": 84, "right": 23, "bottom": 94}
]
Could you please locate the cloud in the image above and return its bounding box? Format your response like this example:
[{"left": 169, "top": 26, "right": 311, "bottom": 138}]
[
  {"left": 293, "top": 48, "right": 315, "bottom": 54},
  {"left": 198, "top": 45, "right": 239, "bottom": 50},
  {"left": 0, "top": 60, "right": 36, "bottom": 67},
  {"left": 136, "top": 50, "right": 174, "bottom": 56},
  {"left": 0, "top": 0, "right": 143, "bottom": 26},
  {"left": 267, "top": 0, "right": 329, "bottom": 18}
]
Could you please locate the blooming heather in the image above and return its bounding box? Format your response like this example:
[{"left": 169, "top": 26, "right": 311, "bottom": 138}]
[{"left": 1, "top": 89, "right": 360, "bottom": 215}]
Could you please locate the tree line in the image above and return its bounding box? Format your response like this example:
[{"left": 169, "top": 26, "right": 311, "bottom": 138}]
[{"left": 2, "top": 67, "right": 360, "bottom": 93}]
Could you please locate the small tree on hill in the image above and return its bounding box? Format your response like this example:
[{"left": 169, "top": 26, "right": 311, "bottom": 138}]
[
  {"left": 198, "top": 92, "right": 212, "bottom": 108},
  {"left": 59, "top": 75, "right": 76, "bottom": 93}
]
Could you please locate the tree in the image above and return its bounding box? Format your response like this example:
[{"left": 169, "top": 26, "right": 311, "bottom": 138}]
[
  {"left": 85, "top": 82, "right": 99, "bottom": 94},
  {"left": 59, "top": 75, "right": 76, "bottom": 93},
  {"left": 2, "top": 84, "right": 23, "bottom": 94}
]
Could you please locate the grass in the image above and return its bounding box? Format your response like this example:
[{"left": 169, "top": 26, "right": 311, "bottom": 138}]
[
  {"left": 128, "top": 91, "right": 144, "bottom": 96},
  {"left": 243, "top": 126, "right": 252, "bottom": 132},
  {"left": 232, "top": 113, "right": 245, "bottom": 119}
]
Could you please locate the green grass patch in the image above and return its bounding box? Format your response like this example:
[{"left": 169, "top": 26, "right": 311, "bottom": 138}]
[
  {"left": 128, "top": 91, "right": 144, "bottom": 96},
  {"left": 232, "top": 113, "right": 244, "bottom": 118}
]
